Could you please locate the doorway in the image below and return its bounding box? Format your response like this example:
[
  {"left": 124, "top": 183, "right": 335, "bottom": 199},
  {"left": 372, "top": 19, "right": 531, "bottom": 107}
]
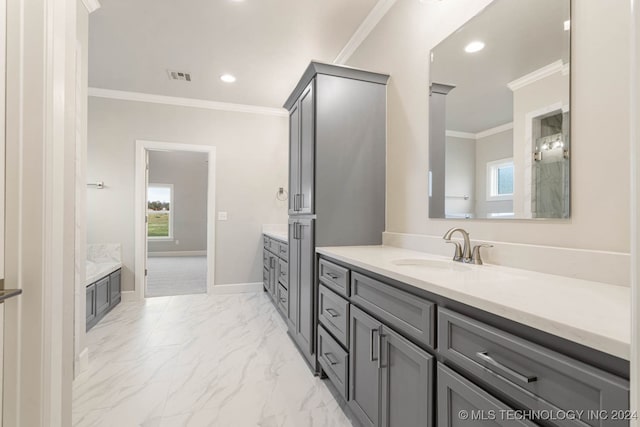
[{"left": 135, "top": 141, "right": 216, "bottom": 300}]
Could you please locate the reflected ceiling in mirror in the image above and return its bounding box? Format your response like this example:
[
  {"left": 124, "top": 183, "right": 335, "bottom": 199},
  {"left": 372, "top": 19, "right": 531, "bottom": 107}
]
[{"left": 428, "top": 0, "right": 570, "bottom": 220}]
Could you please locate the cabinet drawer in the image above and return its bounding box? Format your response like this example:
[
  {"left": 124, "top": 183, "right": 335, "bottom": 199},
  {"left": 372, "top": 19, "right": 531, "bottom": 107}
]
[
  {"left": 263, "top": 235, "right": 270, "bottom": 248},
  {"left": 268, "top": 237, "right": 280, "bottom": 253},
  {"left": 438, "top": 308, "right": 629, "bottom": 427},
  {"left": 263, "top": 250, "right": 269, "bottom": 269},
  {"left": 319, "top": 258, "right": 350, "bottom": 297},
  {"left": 278, "top": 258, "right": 288, "bottom": 286},
  {"left": 318, "top": 325, "right": 349, "bottom": 401},
  {"left": 318, "top": 284, "right": 349, "bottom": 348},
  {"left": 277, "top": 283, "right": 288, "bottom": 316},
  {"left": 278, "top": 242, "right": 289, "bottom": 261},
  {"left": 437, "top": 363, "right": 537, "bottom": 427},
  {"left": 351, "top": 272, "right": 436, "bottom": 349}
]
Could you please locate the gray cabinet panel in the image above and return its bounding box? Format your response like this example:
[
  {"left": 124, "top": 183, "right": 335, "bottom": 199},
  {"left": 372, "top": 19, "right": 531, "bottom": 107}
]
[
  {"left": 318, "top": 325, "right": 349, "bottom": 401},
  {"left": 95, "top": 277, "right": 110, "bottom": 317},
  {"left": 263, "top": 235, "right": 270, "bottom": 248},
  {"left": 351, "top": 272, "right": 436, "bottom": 349},
  {"left": 350, "top": 305, "right": 382, "bottom": 427},
  {"left": 287, "top": 221, "right": 299, "bottom": 331},
  {"left": 296, "top": 218, "right": 315, "bottom": 361},
  {"left": 278, "top": 242, "right": 288, "bottom": 261},
  {"left": 263, "top": 267, "right": 269, "bottom": 291},
  {"left": 437, "top": 363, "right": 537, "bottom": 427},
  {"left": 298, "top": 81, "right": 315, "bottom": 215},
  {"left": 278, "top": 258, "right": 288, "bottom": 286},
  {"left": 318, "top": 284, "right": 349, "bottom": 348},
  {"left": 288, "top": 104, "right": 300, "bottom": 215},
  {"left": 110, "top": 270, "right": 121, "bottom": 304},
  {"left": 277, "top": 283, "right": 288, "bottom": 316},
  {"left": 86, "top": 284, "right": 96, "bottom": 330},
  {"left": 380, "top": 325, "right": 434, "bottom": 427},
  {"left": 318, "top": 258, "right": 350, "bottom": 297},
  {"left": 438, "top": 308, "right": 629, "bottom": 427}
]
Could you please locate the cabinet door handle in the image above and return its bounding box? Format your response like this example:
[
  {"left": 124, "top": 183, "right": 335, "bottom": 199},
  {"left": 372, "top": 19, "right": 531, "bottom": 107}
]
[
  {"left": 370, "top": 328, "right": 378, "bottom": 362},
  {"left": 325, "top": 308, "right": 339, "bottom": 318},
  {"left": 323, "top": 352, "right": 338, "bottom": 366},
  {"left": 299, "top": 193, "right": 304, "bottom": 211},
  {"left": 476, "top": 351, "right": 537, "bottom": 384},
  {"left": 326, "top": 272, "right": 339, "bottom": 280}
]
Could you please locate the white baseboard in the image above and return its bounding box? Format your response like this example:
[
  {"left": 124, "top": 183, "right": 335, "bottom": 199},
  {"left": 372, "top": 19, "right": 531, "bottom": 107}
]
[
  {"left": 120, "top": 290, "right": 139, "bottom": 302},
  {"left": 148, "top": 250, "right": 206, "bottom": 257},
  {"left": 383, "top": 232, "right": 630, "bottom": 287},
  {"left": 211, "top": 282, "right": 264, "bottom": 294}
]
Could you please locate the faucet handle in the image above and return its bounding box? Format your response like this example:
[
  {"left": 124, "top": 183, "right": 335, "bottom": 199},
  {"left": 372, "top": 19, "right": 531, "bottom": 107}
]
[
  {"left": 471, "top": 244, "right": 493, "bottom": 265},
  {"left": 445, "top": 240, "right": 463, "bottom": 262}
]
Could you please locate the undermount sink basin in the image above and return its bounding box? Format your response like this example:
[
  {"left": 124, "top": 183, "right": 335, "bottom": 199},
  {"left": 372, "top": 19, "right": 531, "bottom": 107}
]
[{"left": 391, "top": 258, "right": 471, "bottom": 272}]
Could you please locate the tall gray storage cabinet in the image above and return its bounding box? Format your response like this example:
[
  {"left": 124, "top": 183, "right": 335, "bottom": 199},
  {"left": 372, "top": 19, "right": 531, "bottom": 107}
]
[{"left": 284, "top": 62, "right": 388, "bottom": 368}]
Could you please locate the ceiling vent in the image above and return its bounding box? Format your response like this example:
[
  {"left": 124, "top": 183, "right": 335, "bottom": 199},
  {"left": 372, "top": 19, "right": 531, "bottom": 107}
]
[{"left": 167, "top": 70, "right": 192, "bottom": 82}]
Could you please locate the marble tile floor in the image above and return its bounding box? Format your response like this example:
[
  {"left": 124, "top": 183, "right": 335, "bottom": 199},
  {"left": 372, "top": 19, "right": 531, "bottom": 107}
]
[{"left": 73, "top": 292, "right": 354, "bottom": 427}]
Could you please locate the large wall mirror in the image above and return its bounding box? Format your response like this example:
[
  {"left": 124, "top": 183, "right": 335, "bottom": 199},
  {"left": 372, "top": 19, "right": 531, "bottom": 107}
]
[{"left": 429, "top": 0, "right": 570, "bottom": 219}]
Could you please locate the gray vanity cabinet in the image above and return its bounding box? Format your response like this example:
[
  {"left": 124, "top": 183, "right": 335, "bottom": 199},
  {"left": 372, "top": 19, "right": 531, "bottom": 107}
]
[
  {"left": 262, "top": 235, "right": 289, "bottom": 316},
  {"left": 86, "top": 268, "right": 122, "bottom": 331},
  {"left": 288, "top": 217, "right": 315, "bottom": 363},
  {"left": 349, "top": 305, "right": 435, "bottom": 427},
  {"left": 110, "top": 270, "right": 121, "bottom": 305}
]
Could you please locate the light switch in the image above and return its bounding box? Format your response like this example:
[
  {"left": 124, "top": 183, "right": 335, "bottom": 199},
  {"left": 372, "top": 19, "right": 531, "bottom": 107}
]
[{"left": 218, "top": 211, "right": 228, "bottom": 221}]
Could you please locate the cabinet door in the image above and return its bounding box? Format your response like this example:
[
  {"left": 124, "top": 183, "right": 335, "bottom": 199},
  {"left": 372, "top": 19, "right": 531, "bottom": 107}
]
[
  {"left": 298, "top": 81, "right": 315, "bottom": 214},
  {"left": 287, "top": 219, "right": 299, "bottom": 330},
  {"left": 350, "top": 305, "right": 382, "bottom": 427},
  {"left": 86, "top": 284, "right": 96, "bottom": 330},
  {"left": 380, "top": 325, "right": 434, "bottom": 427},
  {"left": 296, "top": 217, "right": 315, "bottom": 359},
  {"left": 95, "top": 277, "right": 110, "bottom": 317},
  {"left": 110, "top": 270, "right": 121, "bottom": 304},
  {"left": 268, "top": 254, "right": 276, "bottom": 298},
  {"left": 288, "top": 103, "right": 300, "bottom": 215}
]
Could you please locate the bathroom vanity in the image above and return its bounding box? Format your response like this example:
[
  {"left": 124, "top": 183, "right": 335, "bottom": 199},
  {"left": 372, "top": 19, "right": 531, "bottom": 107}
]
[
  {"left": 86, "top": 244, "right": 123, "bottom": 331},
  {"left": 314, "top": 246, "right": 630, "bottom": 427},
  {"left": 263, "top": 231, "right": 289, "bottom": 316}
]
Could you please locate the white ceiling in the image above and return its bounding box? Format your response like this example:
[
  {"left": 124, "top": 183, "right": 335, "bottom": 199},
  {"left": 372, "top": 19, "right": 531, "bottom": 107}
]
[
  {"left": 89, "top": 0, "right": 379, "bottom": 109},
  {"left": 431, "top": 0, "right": 570, "bottom": 133}
]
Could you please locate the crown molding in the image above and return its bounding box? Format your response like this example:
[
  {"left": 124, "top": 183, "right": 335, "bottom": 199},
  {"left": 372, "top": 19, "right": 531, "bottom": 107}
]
[
  {"left": 88, "top": 88, "right": 289, "bottom": 117},
  {"left": 508, "top": 60, "right": 565, "bottom": 92},
  {"left": 333, "top": 0, "right": 398, "bottom": 65},
  {"left": 476, "top": 122, "right": 514, "bottom": 139},
  {"left": 81, "top": 0, "right": 101, "bottom": 13},
  {"left": 446, "top": 122, "right": 513, "bottom": 141}
]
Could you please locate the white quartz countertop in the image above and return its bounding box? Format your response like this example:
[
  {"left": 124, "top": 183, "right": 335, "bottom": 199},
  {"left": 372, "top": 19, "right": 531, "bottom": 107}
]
[
  {"left": 316, "top": 245, "right": 630, "bottom": 360},
  {"left": 86, "top": 261, "right": 122, "bottom": 286},
  {"left": 264, "top": 230, "right": 288, "bottom": 242}
]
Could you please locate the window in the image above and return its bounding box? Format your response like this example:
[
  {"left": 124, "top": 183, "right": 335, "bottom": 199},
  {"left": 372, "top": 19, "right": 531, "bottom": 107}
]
[
  {"left": 147, "top": 184, "right": 173, "bottom": 239},
  {"left": 486, "top": 158, "right": 514, "bottom": 201}
]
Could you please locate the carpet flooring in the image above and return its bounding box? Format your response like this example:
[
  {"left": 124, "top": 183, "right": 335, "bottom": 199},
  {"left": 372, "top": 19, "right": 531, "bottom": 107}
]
[{"left": 146, "top": 256, "right": 207, "bottom": 297}]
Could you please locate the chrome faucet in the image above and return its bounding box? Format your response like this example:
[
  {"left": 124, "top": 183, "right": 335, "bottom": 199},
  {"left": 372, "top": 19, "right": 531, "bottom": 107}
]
[
  {"left": 443, "top": 228, "right": 493, "bottom": 264},
  {"left": 443, "top": 228, "right": 472, "bottom": 262}
]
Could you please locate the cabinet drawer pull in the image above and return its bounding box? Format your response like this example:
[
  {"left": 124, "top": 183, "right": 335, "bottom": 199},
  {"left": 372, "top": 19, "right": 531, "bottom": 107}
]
[
  {"left": 323, "top": 352, "right": 338, "bottom": 366},
  {"left": 326, "top": 272, "right": 339, "bottom": 280},
  {"left": 378, "top": 332, "right": 385, "bottom": 369},
  {"left": 325, "top": 308, "right": 339, "bottom": 318},
  {"left": 476, "top": 351, "right": 537, "bottom": 385},
  {"left": 370, "top": 328, "right": 378, "bottom": 362},
  {"left": 279, "top": 297, "right": 287, "bottom": 303}
]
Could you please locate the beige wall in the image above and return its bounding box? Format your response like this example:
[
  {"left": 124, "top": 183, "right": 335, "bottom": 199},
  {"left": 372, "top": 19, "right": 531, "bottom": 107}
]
[
  {"left": 346, "top": 0, "right": 631, "bottom": 254},
  {"left": 88, "top": 97, "right": 288, "bottom": 291}
]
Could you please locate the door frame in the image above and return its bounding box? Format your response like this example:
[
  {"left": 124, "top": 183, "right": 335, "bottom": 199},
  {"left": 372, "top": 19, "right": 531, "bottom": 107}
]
[{"left": 134, "top": 140, "right": 217, "bottom": 300}]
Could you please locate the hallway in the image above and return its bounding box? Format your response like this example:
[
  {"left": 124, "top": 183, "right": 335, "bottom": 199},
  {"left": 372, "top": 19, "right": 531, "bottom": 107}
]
[
  {"left": 146, "top": 256, "right": 207, "bottom": 298},
  {"left": 72, "top": 292, "right": 353, "bottom": 427}
]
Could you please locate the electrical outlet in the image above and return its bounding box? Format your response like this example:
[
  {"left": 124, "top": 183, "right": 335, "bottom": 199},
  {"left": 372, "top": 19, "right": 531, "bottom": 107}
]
[{"left": 218, "top": 212, "right": 228, "bottom": 221}]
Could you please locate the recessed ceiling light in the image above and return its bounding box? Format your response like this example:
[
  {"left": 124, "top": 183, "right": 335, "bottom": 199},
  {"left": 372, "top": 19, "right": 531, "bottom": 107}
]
[
  {"left": 564, "top": 20, "right": 571, "bottom": 31},
  {"left": 464, "top": 41, "right": 485, "bottom": 53},
  {"left": 220, "top": 74, "right": 236, "bottom": 83}
]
